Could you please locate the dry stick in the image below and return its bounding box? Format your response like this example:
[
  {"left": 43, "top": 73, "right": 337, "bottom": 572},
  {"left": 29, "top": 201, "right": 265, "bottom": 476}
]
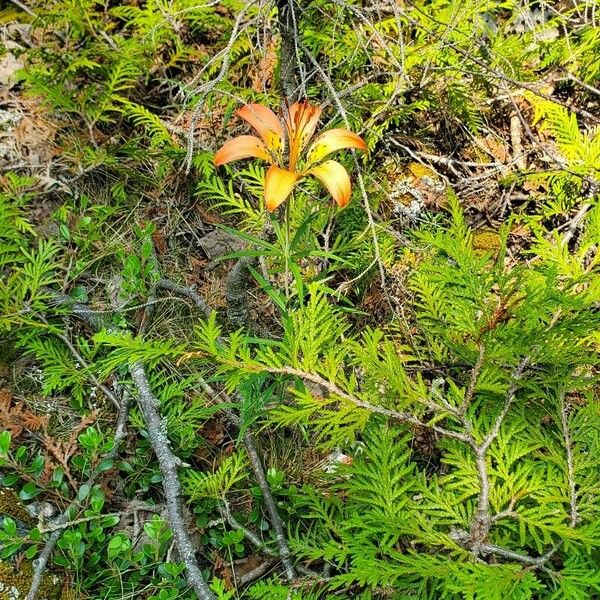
[
  {"left": 561, "top": 201, "right": 594, "bottom": 247},
  {"left": 510, "top": 110, "right": 527, "bottom": 171},
  {"left": 449, "top": 529, "right": 554, "bottom": 567},
  {"left": 45, "top": 290, "right": 216, "bottom": 599},
  {"left": 128, "top": 363, "right": 216, "bottom": 600},
  {"left": 26, "top": 393, "right": 130, "bottom": 600},
  {"left": 39, "top": 510, "right": 130, "bottom": 533},
  {"left": 9, "top": 0, "right": 37, "bottom": 17},
  {"left": 237, "top": 560, "right": 278, "bottom": 586},
  {"left": 460, "top": 343, "right": 485, "bottom": 415},
  {"left": 225, "top": 219, "right": 274, "bottom": 332},
  {"left": 157, "top": 279, "right": 211, "bottom": 318},
  {"left": 243, "top": 431, "right": 296, "bottom": 581},
  {"left": 55, "top": 329, "right": 121, "bottom": 410},
  {"left": 285, "top": 0, "right": 307, "bottom": 98},
  {"left": 557, "top": 67, "right": 600, "bottom": 98},
  {"left": 196, "top": 378, "right": 299, "bottom": 582},
  {"left": 184, "top": 2, "right": 255, "bottom": 172},
  {"left": 449, "top": 357, "right": 562, "bottom": 567},
  {"left": 45, "top": 290, "right": 106, "bottom": 330},
  {"left": 37, "top": 313, "right": 121, "bottom": 410},
  {"left": 220, "top": 499, "right": 317, "bottom": 581}
]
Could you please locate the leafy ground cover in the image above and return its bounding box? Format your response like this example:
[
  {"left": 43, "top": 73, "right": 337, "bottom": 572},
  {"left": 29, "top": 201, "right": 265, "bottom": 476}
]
[{"left": 0, "top": 0, "right": 599, "bottom": 598}]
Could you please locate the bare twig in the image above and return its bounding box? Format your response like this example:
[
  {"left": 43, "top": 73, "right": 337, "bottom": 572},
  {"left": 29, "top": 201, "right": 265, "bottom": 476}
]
[
  {"left": 237, "top": 559, "right": 277, "bottom": 586},
  {"left": 9, "top": 0, "right": 37, "bottom": 18},
  {"left": 221, "top": 498, "right": 318, "bottom": 581},
  {"left": 460, "top": 343, "right": 485, "bottom": 415},
  {"left": 54, "top": 328, "right": 121, "bottom": 410},
  {"left": 557, "top": 67, "right": 600, "bottom": 98},
  {"left": 450, "top": 528, "right": 555, "bottom": 567},
  {"left": 184, "top": 3, "right": 256, "bottom": 172},
  {"left": 561, "top": 202, "right": 593, "bottom": 247},
  {"left": 45, "top": 289, "right": 106, "bottom": 330},
  {"left": 39, "top": 510, "right": 131, "bottom": 533},
  {"left": 157, "top": 278, "right": 212, "bottom": 318},
  {"left": 480, "top": 357, "right": 530, "bottom": 453}
]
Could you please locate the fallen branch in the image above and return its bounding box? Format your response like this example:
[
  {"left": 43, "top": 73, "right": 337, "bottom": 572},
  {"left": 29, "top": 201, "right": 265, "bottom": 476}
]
[
  {"left": 157, "top": 278, "right": 211, "bottom": 318},
  {"left": 129, "top": 361, "right": 216, "bottom": 600},
  {"left": 242, "top": 430, "right": 296, "bottom": 581},
  {"left": 45, "top": 289, "right": 216, "bottom": 598},
  {"left": 220, "top": 498, "right": 318, "bottom": 581},
  {"left": 9, "top": 0, "right": 37, "bottom": 18}
]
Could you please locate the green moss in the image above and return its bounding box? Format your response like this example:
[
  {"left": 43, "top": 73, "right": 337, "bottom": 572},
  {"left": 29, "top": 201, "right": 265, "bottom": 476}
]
[
  {"left": 0, "top": 561, "right": 62, "bottom": 600},
  {"left": 0, "top": 489, "right": 35, "bottom": 528},
  {"left": 472, "top": 230, "right": 502, "bottom": 252}
]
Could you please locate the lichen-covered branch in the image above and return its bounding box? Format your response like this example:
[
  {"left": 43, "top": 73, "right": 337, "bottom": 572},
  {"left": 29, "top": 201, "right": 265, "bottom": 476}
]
[
  {"left": 277, "top": 0, "right": 302, "bottom": 101},
  {"left": 129, "top": 361, "right": 216, "bottom": 600},
  {"left": 226, "top": 256, "right": 256, "bottom": 330}
]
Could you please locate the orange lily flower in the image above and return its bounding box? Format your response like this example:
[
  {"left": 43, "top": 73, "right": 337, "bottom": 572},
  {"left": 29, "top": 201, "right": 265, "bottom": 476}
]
[{"left": 214, "top": 100, "right": 367, "bottom": 211}]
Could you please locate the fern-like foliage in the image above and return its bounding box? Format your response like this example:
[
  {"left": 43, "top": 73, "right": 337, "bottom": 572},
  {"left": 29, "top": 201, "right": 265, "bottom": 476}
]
[{"left": 191, "top": 198, "right": 600, "bottom": 598}]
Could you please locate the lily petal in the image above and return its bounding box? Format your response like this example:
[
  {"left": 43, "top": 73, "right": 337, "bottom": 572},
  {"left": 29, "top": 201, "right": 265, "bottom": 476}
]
[
  {"left": 237, "top": 104, "right": 285, "bottom": 154},
  {"left": 264, "top": 165, "right": 298, "bottom": 211},
  {"left": 306, "top": 128, "right": 367, "bottom": 164},
  {"left": 308, "top": 160, "right": 352, "bottom": 207},
  {"left": 214, "top": 135, "right": 271, "bottom": 166},
  {"left": 287, "top": 101, "right": 322, "bottom": 149}
]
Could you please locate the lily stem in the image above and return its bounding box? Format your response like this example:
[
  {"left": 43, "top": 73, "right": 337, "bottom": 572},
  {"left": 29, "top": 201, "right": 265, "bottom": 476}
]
[{"left": 284, "top": 197, "right": 291, "bottom": 302}]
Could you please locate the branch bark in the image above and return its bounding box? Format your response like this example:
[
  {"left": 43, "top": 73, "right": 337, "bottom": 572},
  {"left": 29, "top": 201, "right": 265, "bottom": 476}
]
[
  {"left": 277, "top": 0, "right": 302, "bottom": 101},
  {"left": 226, "top": 256, "right": 256, "bottom": 330},
  {"left": 242, "top": 430, "right": 296, "bottom": 581},
  {"left": 129, "top": 361, "right": 216, "bottom": 600}
]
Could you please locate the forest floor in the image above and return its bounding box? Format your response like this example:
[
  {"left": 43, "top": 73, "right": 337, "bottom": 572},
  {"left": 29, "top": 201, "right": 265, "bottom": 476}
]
[{"left": 1, "top": 0, "right": 599, "bottom": 599}]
